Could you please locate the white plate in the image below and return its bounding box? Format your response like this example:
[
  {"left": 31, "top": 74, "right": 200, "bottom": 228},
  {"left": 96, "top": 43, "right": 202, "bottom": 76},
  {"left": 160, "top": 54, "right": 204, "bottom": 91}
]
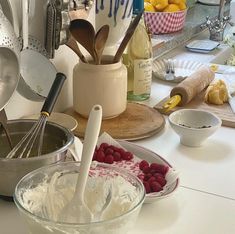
[
  {"left": 23, "top": 112, "right": 78, "bottom": 131},
  {"left": 117, "top": 140, "right": 179, "bottom": 203},
  {"left": 153, "top": 59, "right": 206, "bottom": 83}
]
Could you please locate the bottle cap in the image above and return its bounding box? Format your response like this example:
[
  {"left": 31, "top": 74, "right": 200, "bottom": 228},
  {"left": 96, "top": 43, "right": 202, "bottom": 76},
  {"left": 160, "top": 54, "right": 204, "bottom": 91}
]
[{"left": 133, "top": 0, "right": 144, "bottom": 15}]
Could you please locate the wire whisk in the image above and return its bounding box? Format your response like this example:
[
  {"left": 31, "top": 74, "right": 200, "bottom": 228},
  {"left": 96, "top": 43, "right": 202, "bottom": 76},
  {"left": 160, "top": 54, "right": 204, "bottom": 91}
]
[{"left": 6, "top": 73, "right": 66, "bottom": 159}]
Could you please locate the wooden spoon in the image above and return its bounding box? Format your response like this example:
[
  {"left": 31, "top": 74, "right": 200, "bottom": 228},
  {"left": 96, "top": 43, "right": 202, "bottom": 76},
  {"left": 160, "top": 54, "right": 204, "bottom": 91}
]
[
  {"left": 66, "top": 37, "right": 88, "bottom": 63},
  {"left": 94, "top": 25, "right": 110, "bottom": 65},
  {"left": 69, "top": 19, "right": 96, "bottom": 63},
  {"left": 113, "top": 9, "right": 144, "bottom": 63}
]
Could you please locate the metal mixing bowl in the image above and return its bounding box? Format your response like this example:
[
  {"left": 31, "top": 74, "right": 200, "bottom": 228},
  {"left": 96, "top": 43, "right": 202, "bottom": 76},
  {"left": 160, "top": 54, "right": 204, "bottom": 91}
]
[{"left": 0, "top": 119, "right": 74, "bottom": 197}]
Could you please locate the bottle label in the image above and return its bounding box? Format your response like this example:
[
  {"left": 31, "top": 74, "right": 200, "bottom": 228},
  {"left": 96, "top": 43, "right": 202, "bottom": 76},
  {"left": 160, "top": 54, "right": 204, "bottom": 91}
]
[{"left": 133, "top": 58, "right": 152, "bottom": 95}]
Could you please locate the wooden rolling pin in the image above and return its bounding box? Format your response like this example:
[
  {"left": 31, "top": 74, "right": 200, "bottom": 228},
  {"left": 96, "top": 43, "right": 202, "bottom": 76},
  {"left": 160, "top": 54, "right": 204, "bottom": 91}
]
[{"left": 163, "top": 67, "right": 215, "bottom": 111}]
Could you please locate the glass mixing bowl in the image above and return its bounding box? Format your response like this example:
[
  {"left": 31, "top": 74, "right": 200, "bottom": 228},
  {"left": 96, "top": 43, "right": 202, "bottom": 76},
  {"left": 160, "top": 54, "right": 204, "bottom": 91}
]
[{"left": 14, "top": 161, "right": 145, "bottom": 234}]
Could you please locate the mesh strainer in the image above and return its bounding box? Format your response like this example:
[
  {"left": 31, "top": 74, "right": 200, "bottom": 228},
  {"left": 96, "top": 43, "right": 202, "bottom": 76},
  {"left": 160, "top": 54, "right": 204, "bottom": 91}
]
[{"left": 0, "top": 8, "right": 20, "bottom": 110}]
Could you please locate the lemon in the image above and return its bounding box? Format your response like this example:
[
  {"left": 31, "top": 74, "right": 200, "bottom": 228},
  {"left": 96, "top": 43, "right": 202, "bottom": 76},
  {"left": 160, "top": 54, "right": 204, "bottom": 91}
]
[
  {"left": 144, "top": 2, "right": 156, "bottom": 12},
  {"left": 178, "top": 2, "right": 187, "bottom": 10},
  {"left": 153, "top": 0, "right": 168, "bottom": 11},
  {"left": 144, "top": 0, "right": 151, "bottom": 2},
  {"left": 163, "top": 4, "right": 180, "bottom": 12}
]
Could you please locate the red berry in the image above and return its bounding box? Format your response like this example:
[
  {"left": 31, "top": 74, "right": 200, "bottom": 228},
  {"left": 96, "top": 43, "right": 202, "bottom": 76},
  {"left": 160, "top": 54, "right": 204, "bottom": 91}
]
[
  {"left": 115, "top": 147, "right": 126, "bottom": 155},
  {"left": 96, "top": 150, "right": 105, "bottom": 162},
  {"left": 139, "top": 160, "right": 149, "bottom": 170},
  {"left": 105, "top": 147, "right": 114, "bottom": 155},
  {"left": 159, "top": 165, "right": 169, "bottom": 175},
  {"left": 143, "top": 181, "right": 151, "bottom": 194},
  {"left": 144, "top": 173, "right": 152, "bottom": 181},
  {"left": 155, "top": 175, "right": 167, "bottom": 187},
  {"left": 122, "top": 151, "right": 133, "bottom": 161},
  {"left": 148, "top": 176, "right": 156, "bottom": 183},
  {"left": 104, "top": 154, "right": 114, "bottom": 164},
  {"left": 142, "top": 165, "right": 151, "bottom": 174},
  {"left": 100, "top": 143, "right": 109, "bottom": 150},
  {"left": 113, "top": 152, "right": 121, "bottom": 161},
  {"left": 150, "top": 181, "right": 163, "bottom": 192}
]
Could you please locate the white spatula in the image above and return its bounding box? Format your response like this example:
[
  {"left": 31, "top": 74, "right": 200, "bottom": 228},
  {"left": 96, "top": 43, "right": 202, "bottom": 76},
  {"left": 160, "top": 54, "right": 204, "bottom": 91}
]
[{"left": 59, "top": 105, "right": 102, "bottom": 223}]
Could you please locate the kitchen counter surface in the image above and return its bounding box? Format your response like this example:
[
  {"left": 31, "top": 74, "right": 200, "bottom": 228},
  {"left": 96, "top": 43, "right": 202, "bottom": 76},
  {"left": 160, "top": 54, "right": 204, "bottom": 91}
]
[
  {"left": 1, "top": 75, "right": 235, "bottom": 234},
  {"left": 1, "top": 22, "right": 235, "bottom": 233}
]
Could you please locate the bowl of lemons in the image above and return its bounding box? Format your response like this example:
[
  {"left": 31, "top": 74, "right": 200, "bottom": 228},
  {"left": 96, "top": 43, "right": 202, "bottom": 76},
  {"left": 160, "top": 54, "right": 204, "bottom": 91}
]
[{"left": 144, "top": 0, "right": 187, "bottom": 34}]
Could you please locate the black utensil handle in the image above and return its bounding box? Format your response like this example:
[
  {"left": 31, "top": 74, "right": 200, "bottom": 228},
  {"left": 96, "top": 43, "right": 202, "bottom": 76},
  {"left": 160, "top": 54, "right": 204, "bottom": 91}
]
[{"left": 41, "top": 73, "right": 66, "bottom": 115}]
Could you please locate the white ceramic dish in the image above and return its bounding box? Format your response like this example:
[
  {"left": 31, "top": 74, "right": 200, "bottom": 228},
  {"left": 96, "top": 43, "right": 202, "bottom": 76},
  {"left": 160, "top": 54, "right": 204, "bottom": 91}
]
[
  {"left": 153, "top": 59, "right": 205, "bottom": 83},
  {"left": 169, "top": 109, "right": 222, "bottom": 147},
  {"left": 23, "top": 112, "right": 78, "bottom": 132},
  {"left": 117, "top": 140, "right": 179, "bottom": 203}
]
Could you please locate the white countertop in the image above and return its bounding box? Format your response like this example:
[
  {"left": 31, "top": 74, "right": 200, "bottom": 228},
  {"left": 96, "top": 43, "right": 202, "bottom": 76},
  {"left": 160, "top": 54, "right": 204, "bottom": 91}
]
[
  {"left": 1, "top": 76, "right": 235, "bottom": 234},
  {"left": 1, "top": 31, "right": 235, "bottom": 233}
]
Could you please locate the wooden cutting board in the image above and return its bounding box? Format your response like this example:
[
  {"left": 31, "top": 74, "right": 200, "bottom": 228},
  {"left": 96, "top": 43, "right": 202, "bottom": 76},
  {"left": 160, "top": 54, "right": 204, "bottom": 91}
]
[
  {"left": 65, "top": 103, "right": 165, "bottom": 141},
  {"left": 154, "top": 90, "right": 235, "bottom": 128}
]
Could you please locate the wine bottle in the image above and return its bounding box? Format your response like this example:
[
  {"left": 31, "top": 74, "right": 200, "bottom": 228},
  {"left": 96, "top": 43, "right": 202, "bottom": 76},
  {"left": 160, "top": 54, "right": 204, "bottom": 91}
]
[{"left": 125, "top": 0, "right": 153, "bottom": 101}]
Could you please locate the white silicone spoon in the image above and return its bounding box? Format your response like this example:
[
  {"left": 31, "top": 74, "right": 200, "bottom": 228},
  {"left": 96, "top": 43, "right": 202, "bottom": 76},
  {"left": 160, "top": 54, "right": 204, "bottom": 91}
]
[{"left": 59, "top": 105, "right": 102, "bottom": 223}]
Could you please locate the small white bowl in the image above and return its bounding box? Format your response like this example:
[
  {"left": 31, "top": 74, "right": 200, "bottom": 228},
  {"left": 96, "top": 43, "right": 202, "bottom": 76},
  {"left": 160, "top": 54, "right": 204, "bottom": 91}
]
[{"left": 168, "top": 109, "right": 222, "bottom": 147}]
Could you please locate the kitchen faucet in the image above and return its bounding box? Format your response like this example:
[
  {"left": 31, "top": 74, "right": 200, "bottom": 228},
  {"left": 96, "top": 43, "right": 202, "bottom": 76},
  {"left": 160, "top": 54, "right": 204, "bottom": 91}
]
[{"left": 202, "top": 0, "right": 234, "bottom": 41}]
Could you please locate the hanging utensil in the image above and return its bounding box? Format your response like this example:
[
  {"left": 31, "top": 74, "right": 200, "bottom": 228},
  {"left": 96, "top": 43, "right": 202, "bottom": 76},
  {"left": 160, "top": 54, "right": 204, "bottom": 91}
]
[
  {"left": 0, "top": 9, "right": 20, "bottom": 110},
  {"left": 19, "top": 0, "right": 57, "bottom": 102},
  {"left": 94, "top": 24, "right": 109, "bottom": 65},
  {"left": 69, "top": 19, "right": 96, "bottom": 63},
  {"left": 66, "top": 36, "right": 87, "bottom": 63},
  {"left": 58, "top": 105, "right": 102, "bottom": 223},
  {"left": 6, "top": 73, "right": 66, "bottom": 159},
  {"left": 113, "top": 9, "right": 144, "bottom": 63}
]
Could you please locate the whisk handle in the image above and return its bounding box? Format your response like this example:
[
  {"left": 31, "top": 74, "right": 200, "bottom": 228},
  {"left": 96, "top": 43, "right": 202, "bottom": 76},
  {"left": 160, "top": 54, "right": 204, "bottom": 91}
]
[{"left": 41, "top": 73, "right": 66, "bottom": 115}]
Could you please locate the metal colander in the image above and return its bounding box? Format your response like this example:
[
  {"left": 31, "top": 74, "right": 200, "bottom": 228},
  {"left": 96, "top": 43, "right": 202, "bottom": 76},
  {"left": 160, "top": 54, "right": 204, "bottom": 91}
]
[{"left": 0, "top": 7, "right": 20, "bottom": 56}]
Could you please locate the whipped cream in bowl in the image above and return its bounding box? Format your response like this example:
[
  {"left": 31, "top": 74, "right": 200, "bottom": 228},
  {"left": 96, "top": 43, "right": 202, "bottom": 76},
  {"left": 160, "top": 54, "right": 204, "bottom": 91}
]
[{"left": 14, "top": 161, "right": 145, "bottom": 234}]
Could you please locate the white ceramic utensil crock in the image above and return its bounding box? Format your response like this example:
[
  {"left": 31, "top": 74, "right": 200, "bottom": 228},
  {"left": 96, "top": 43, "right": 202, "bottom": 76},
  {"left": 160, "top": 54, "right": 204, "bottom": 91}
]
[{"left": 73, "top": 56, "right": 127, "bottom": 119}]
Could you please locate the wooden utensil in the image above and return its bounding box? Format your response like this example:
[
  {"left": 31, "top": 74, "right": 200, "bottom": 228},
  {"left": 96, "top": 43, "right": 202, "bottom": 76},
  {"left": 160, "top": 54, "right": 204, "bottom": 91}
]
[
  {"left": 113, "top": 9, "right": 144, "bottom": 63},
  {"left": 69, "top": 19, "right": 96, "bottom": 63},
  {"left": 162, "top": 67, "right": 215, "bottom": 112},
  {"left": 66, "top": 37, "right": 87, "bottom": 63},
  {"left": 94, "top": 25, "right": 109, "bottom": 64}
]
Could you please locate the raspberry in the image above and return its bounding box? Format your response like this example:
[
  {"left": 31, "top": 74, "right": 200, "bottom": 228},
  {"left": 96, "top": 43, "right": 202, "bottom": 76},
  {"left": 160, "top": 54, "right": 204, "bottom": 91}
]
[
  {"left": 122, "top": 151, "right": 133, "bottom": 161},
  {"left": 150, "top": 163, "right": 162, "bottom": 171},
  {"left": 100, "top": 143, "right": 109, "bottom": 150},
  {"left": 150, "top": 163, "right": 169, "bottom": 175},
  {"left": 159, "top": 165, "right": 169, "bottom": 175},
  {"left": 148, "top": 176, "right": 156, "bottom": 183},
  {"left": 104, "top": 154, "right": 114, "bottom": 164},
  {"left": 144, "top": 173, "right": 152, "bottom": 181},
  {"left": 155, "top": 175, "right": 167, "bottom": 187},
  {"left": 150, "top": 181, "right": 163, "bottom": 192},
  {"left": 113, "top": 152, "right": 121, "bottom": 161},
  {"left": 105, "top": 147, "right": 114, "bottom": 155},
  {"left": 139, "top": 160, "right": 149, "bottom": 170},
  {"left": 96, "top": 150, "right": 105, "bottom": 162},
  {"left": 142, "top": 165, "right": 151, "bottom": 174},
  {"left": 143, "top": 181, "right": 151, "bottom": 194},
  {"left": 115, "top": 147, "right": 125, "bottom": 154}
]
